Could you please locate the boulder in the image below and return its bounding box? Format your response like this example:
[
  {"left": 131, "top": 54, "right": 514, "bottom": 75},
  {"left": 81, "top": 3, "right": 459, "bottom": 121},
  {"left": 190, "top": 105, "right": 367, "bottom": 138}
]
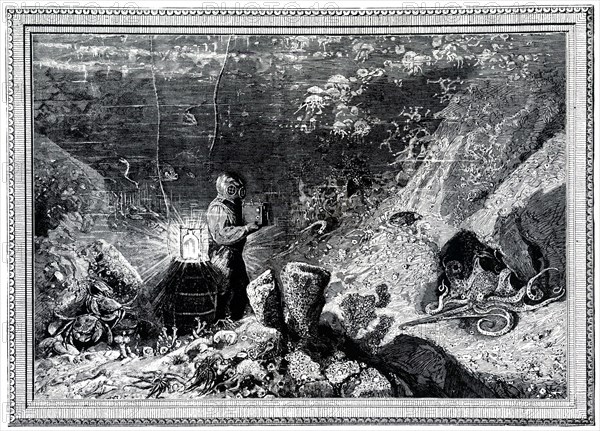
[
  {"left": 280, "top": 262, "right": 330, "bottom": 345},
  {"left": 34, "top": 134, "right": 109, "bottom": 237},
  {"left": 341, "top": 367, "right": 393, "bottom": 398},
  {"left": 324, "top": 358, "right": 361, "bottom": 385},
  {"left": 382, "top": 86, "right": 567, "bottom": 306},
  {"left": 376, "top": 334, "right": 497, "bottom": 398},
  {"left": 398, "top": 78, "right": 564, "bottom": 230},
  {"left": 236, "top": 316, "right": 283, "bottom": 345},
  {"left": 299, "top": 380, "right": 335, "bottom": 398},
  {"left": 284, "top": 350, "right": 323, "bottom": 384},
  {"left": 234, "top": 316, "right": 283, "bottom": 361},
  {"left": 338, "top": 293, "right": 386, "bottom": 339},
  {"left": 246, "top": 269, "right": 284, "bottom": 329}
]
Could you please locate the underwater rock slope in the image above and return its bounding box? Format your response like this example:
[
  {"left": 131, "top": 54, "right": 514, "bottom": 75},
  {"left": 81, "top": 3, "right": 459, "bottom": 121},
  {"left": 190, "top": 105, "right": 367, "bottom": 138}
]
[{"left": 320, "top": 78, "right": 567, "bottom": 399}]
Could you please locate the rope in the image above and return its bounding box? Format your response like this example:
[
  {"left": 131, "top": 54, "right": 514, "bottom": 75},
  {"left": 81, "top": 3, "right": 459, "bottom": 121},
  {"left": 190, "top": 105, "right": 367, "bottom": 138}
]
[{"left": 208, "top": 35, "right": 233, "bottom": 159}]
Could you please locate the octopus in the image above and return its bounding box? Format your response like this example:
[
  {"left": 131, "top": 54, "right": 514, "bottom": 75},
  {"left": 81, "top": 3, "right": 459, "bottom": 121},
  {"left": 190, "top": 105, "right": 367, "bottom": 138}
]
[{"left": 400, "top": 257, "right": 565, "bottom": 336}]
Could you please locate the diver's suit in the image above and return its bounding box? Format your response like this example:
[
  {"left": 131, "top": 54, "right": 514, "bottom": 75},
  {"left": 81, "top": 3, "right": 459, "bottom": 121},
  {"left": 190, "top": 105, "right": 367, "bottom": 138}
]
[{"left": 206, "top": 174, "right": 258, "bottom": 321}]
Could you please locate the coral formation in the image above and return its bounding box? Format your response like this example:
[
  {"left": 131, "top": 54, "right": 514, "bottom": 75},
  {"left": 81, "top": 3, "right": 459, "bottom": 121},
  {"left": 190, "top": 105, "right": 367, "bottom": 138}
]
[{"left": 340, "top": 293, "right": 377, "bottom": 338}]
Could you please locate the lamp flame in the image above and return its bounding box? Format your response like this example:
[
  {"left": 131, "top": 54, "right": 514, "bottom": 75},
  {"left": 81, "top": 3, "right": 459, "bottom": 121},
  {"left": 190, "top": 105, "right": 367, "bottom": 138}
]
[{"left": 179, "top": 225, "right": 209, "bottom": 262}]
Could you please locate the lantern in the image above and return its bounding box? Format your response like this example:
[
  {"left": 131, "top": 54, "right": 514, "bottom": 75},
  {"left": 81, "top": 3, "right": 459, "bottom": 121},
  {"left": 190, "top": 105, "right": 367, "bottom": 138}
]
[{"left": 179, "top": 226, "right": 209, "bottom": 262}]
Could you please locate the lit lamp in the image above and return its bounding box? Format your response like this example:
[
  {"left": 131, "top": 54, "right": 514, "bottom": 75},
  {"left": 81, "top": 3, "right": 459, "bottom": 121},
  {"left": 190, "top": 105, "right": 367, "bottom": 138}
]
[{"left": 179, "top": 226, "right": 209, "bottom": 262}]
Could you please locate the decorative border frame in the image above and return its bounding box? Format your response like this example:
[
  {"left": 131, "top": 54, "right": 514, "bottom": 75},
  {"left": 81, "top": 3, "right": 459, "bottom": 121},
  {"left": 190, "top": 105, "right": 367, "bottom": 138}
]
[{"left": 5, "top": 5, "right": 594, "bottom": 426}]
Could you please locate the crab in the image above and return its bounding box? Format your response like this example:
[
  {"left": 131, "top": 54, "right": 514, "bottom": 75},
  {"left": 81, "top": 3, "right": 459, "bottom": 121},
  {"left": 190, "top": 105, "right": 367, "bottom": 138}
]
[
  {"left": 432, "top": 43, "right": 464, "bottom": 68},
  {"left": 352, "top": 41, "right": 375, "bottom": 62},
  {"left": 295, "top": 94, "right": 328, "bottom": 115},
  {"left": 41, "top": 313, "right": 114, "bottom": 356},
  {"left": 126, "top": 370, "right": 186, "bottom": 399},
  {"left": 401, "top": 51, "right": 432, "bottom": 76},
  {"left": 39, "top": 277, "right": 136, "bottom": 357},
  {"left": 326, "top": 74, "right": 351, "bottom": 93},
  {"left": 332, "top": 121, "right": 350, "bottom": 138},
  {"left": 399, "top": 257, "right": 565, "bottom": 336},
  {"left": 186, "top": 351, "right": 259, "bottom": 397},
  {"left": 85, "top": 278, "right": 134, "bottom": 328},
  {"left": 185, "top": 353, "right": 233, "bottom": 396}
]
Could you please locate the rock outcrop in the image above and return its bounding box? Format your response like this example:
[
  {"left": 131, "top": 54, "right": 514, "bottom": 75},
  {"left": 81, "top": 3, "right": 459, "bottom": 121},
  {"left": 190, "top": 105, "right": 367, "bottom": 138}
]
[
  {"left": 463, "top": 132, "right": 566, "bottom": 289},
  {"left": 387, "top": 77, "right": 566, "bottom": 299},
  {"left": 246, "top": 269, "right": 284, "bottom": 330},
  {"left": 280, "top": 262, "right": 331, "bottom": 346},
  {"left": 81, "top": 239, "right": 143, "bottom": 303},
  {"left": 34, "top": 134, "right": 109, "bottom": 237}
]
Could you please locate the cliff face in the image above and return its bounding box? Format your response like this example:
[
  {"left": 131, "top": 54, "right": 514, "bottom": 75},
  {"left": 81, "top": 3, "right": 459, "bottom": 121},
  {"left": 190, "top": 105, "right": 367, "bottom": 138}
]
[{"left": 398, "top": 75, "right": 564, "bottom": 230}]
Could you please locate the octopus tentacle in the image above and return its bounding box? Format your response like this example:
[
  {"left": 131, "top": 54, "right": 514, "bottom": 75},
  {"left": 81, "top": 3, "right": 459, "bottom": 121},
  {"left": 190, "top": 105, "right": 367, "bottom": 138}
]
[
  {"left": 425, "top": 280, "right": 449, "bottom": 315},
  {"left": 409, "top": 268, "right": 564, "bottom": 337},
  {"left": 509, "top": 287, "right": 565, "bottom": 312},
  {"left": 443, "top": 298, "right": 470, "bottom": 308},
  {"left": 471, "top": 304, "right": 515, "bottom": 337},
  {"left": 427, "top": 298, "right": 470, "bottom": 315},
  {"left": 485, "top": 284, "right": 528, "bottom": 305},
  {"left": 486, "top": 267, "right": 559, "bottom": 305},
  {"left": 472, "top": 299, "right": 526, "bottom": 313},
  {"left": 398, "top": 304, "right": 472, "bottom": 329},
  {"left": 526, "top": 267, "right": 558, "bottom": 301},
  {"left": 472, "top": 283, "right": 565, "bottom": 313}
]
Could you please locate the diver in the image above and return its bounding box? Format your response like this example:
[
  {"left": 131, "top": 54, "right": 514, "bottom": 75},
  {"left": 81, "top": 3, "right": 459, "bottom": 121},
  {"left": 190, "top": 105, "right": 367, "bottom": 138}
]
[{"left": 206, "top": 172, "right": 261, "bottom": 322}]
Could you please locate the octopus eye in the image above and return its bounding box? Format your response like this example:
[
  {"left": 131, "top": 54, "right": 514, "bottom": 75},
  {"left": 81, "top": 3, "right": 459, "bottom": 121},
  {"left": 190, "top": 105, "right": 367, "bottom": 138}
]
[{"left": 446, "top": 260, "right": 462, "bottom": 275}]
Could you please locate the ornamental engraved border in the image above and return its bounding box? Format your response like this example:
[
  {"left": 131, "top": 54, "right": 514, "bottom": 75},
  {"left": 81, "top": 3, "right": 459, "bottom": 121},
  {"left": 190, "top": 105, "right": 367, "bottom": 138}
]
[{"left": 5, "top": 6, "right": 595, "bottom": 426}]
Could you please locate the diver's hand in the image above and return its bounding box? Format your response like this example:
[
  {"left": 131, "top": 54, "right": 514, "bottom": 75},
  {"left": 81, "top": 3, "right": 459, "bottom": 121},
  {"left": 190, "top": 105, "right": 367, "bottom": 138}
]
[{"left": 245, "top": 221, "right": 261, "bottom": 234}]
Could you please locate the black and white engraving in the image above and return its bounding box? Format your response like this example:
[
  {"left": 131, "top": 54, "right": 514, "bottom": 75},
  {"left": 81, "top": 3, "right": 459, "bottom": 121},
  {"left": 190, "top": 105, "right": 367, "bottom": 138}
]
[{"left": 4, "top": 6, "right": 594, "bottom": 426}]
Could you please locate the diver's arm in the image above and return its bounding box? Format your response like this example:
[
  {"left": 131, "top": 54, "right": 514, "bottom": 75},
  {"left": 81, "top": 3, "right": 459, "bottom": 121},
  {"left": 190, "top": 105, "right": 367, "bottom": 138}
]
[{"left": 207, "top": 204, "right": 252, "bottom": 246}]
